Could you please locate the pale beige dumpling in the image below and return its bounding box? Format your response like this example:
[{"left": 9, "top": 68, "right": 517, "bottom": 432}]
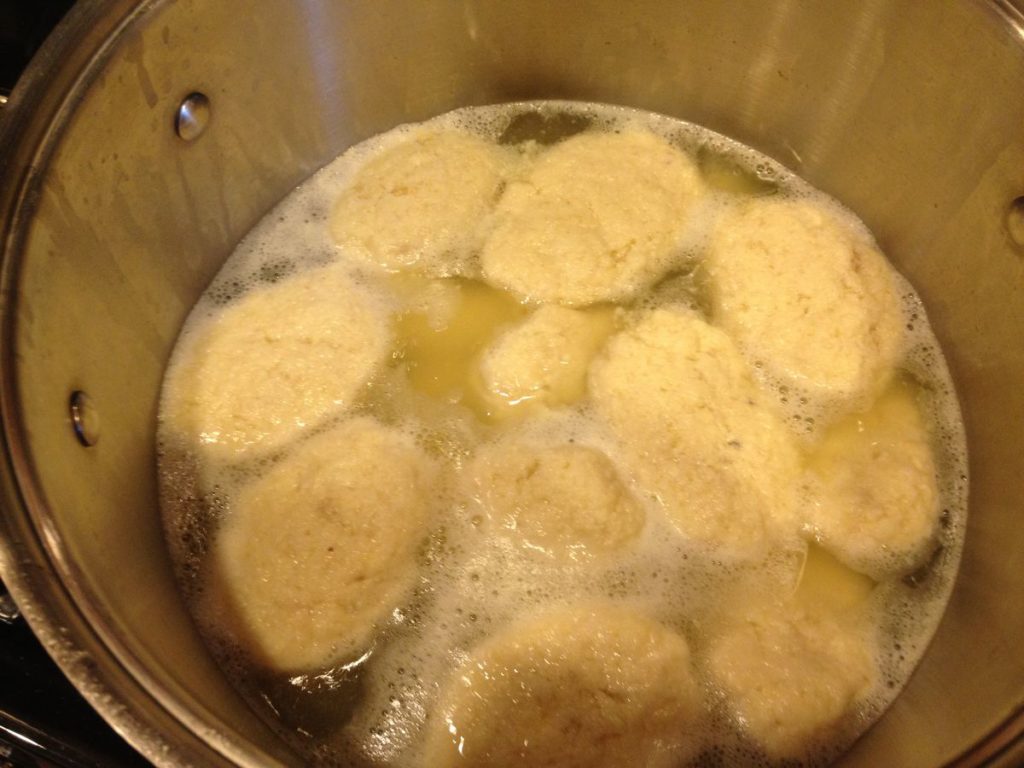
[
  {"left": 589, "top": 308, "right": 802, "bottom": 558},
  {"left": 477, "top": 304, "right": 615, "bottom": 414},
  {"left": 481, "top": 129, "right": 705, "bottom": 305},
  {"left": 162, "top": 264, "right": 388, "bottom": 463},
  {"left": 707, "top": 600, "right": 876, "bottom": 760},
  {"left": 804, "top": 383, "right": 940, "bottom": 578},
  {"left": 213, "top": 417, "right": 436, "bottom": 672},
  {"left": 707, "top": 198, "right": 905, "bottom": 412},
  {"left": 330, "top": 129, "right": 518, "bottom": 276},
  {"left": 464, "top": 441, "right": 644, "bottom": 561},
  {"left": 420, "top": 603, "right": 703, "bottom": 768}
]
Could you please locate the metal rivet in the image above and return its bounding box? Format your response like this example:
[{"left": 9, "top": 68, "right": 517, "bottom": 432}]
[
  {"left": 175, "top": 92, "right": 211, "bottom": 141},
  {"left": 69, "top": 390, "right": 100, "bottom": 447},
  {"left": 1008, "top": 196, "right": 1024, "bottom": 251}
]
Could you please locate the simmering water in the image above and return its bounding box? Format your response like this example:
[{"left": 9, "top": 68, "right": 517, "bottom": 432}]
[{"left": 158, "top": 102, "right": 967, "bottom": 767}]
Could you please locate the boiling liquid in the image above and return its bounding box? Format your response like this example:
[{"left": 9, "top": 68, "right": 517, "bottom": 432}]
[{"left": 157, "top": 102, "right": 968, "bottom": 767}]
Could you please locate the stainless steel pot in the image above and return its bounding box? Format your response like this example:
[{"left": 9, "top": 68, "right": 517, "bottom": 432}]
[{"left": 1, "top": 1, "right": 1023, "bottom": 765}]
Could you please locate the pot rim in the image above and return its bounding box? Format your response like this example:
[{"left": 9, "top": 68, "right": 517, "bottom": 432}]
[{"left": 0, "top": 1, "right": 1022, "bottom": 766}]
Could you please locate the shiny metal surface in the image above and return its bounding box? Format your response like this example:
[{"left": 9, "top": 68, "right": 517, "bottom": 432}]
[
  {"left": 174, "top": 92, "right": 210, "bottom": 142},
  {"left": 68, "top": 390, "right": 100, "bottom": 448},
  {"left": 0, "top": 0, "right": 1023, "bottom": 766}
]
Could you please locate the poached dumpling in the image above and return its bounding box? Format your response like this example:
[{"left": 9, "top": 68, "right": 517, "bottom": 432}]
[
  {"left": 464, "top": 441, "right": 644, "bottom": 561},
  {"left": 212, "top": 417, "right": 437, "bottom": 672},
  {"left": 481, "top": 130, "right": 705, "bottom": 305},
  {"left": 589, "top": 308, "right": 802, "bottom": 559},
  {"left": 420, "top": 603, "right": 703, "bottom": 768},
  {"left": 331, "top": 129, "right": 519, "bottom": 276},
  {"left": 162, "top": 264, "right": 388, "bottom": 463},
  {"left": 707, "top": 598, "right": 876, "bottom": 760},
  {"left": 804, "top": 382, "right": 940, "bottom": 578},
  {"left": 707, "top": 198, "right": 905, "bottom": 414},
  {"left": 476, "top": 304, "right": 616, "bottom": 415}
]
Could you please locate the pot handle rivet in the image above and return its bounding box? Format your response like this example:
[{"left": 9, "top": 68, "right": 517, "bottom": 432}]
[
  {"left": 1008, "top": 196, "right": 1024, "bottom": 251},
  {"left": 69, "top": 390, "right": 100, "bottom": 447},
  {"left": 175, "top": 92, "right": 211, "bottom": 142}
]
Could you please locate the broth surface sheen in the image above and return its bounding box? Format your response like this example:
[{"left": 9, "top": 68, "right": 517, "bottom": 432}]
[{"left": 158, "top": 102, "right": 968, "bottom": 767}]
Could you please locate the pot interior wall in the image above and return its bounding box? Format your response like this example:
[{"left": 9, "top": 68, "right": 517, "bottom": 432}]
[{"left": 3, "top": 0, "right": 1024, "bottom": 765}]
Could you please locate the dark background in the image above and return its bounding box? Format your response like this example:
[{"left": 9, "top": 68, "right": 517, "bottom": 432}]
[{"left": 0, "top": 0, "right": 77, "bottom": 95}]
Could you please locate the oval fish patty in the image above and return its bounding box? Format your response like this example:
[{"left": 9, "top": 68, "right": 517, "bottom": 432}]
[
  {"left": 707, "top": 599, "right": 876, "bottom": 760},
  {"left": 213, "top": 417, "right": 436, "bottom": 672},
  {"left": 481, "top": 129, "right": 705, "bottom": 305},
  {"left": 331, "top": 129, "right": 519, "bottom": 276},
  {"left": 476, "top": 304, "right": 616, "bottom": 414},
  {"left": 420, "top": 603, "right": 703, "bottom": 768},
  {"left": 804, "top": 382, "right": 940, "bottom": 578},
  {"left": 162, "top": 264, "right": 388, "bottom": 463},
  {"left": 464, "top": 441, "right": 644, "bottom": 561},
  {"left": 589, "top": 308, "right": 802, "bottom": 559},
  {"left": 707, "top": 198, "right": 905, "bottom": 413}
]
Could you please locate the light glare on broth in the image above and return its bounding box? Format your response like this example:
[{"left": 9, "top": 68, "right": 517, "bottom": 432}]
[{"left": 157, "top": 102, "right": 968, "bottom": 767}]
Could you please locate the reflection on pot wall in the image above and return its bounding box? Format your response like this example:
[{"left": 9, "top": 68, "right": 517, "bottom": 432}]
[{"left": 1, "top": 1, "right": 1023, "bottom": 766}]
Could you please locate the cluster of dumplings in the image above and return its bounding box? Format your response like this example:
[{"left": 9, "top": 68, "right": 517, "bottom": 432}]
[{"left": 160, "top": 115, "right": 948, "bottom": 767}]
